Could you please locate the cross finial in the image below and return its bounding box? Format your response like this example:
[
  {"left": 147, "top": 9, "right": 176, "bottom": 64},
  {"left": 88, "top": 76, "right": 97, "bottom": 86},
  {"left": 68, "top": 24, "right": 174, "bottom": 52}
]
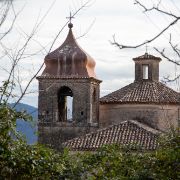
[{"left": 66, "top": 12, "right": 74, "bottom": 28}]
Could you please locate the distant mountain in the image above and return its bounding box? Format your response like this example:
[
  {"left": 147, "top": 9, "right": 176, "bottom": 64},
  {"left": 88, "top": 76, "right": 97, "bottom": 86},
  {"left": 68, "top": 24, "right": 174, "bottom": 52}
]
[{"left": 11, "top": 103, "right": 38, "bottom": 144}]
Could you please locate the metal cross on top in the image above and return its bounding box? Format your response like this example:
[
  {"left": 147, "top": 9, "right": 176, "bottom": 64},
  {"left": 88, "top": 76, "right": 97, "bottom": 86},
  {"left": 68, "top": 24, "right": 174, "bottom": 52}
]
[{"left": 66, "top": 12, "right": 74, "bottom": 23}]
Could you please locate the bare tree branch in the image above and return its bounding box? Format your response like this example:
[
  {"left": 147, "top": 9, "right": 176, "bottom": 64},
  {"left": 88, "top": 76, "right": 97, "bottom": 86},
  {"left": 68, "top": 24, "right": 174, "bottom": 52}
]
[
  {"left": 0, "top": 0, "right": 94, "bottom": 107},
  {"left": 0, "top": 0, "right": 12, "bottom": 27},
  {"left": 111, "top": 0, "right": 180, "bottom": 50},
  {"left": 76, "top": 18, "right": 96, "bottom": 40},
  {"left": 0, "top": 2, "right": 22, "bottom": 40},
  {"left": 134, "top": 0, "right": 178, "bottom": 18},
  {"left": 169, "top": 35, "right": 180, "bottom": 58},
  {"left": 13, "top": 0, "right": 93, "bottom": 107},
  {"left": 111, "top": 18, "right": 179, "bottom": 50},
  {"left": 163, "top": 74, "right": 180, "bottom": 82},
  {"left": 48, "top": 0, "right": 92, "bottom": 53},
  {"left": 154, "top": 47, "right": 180, "bottom": 66},
  {"left": 110, "top": 0, "right": 180, "bottom": 84}
]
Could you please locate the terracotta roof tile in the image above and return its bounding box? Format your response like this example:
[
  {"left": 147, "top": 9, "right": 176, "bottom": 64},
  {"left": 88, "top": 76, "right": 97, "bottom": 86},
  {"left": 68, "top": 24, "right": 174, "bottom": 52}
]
[
  {"left": 63, "top": 120, "right": 160, "bottom": 151},
  {"left": 100, "top": 81, "right": 180, "bottom": 104},
  {"left": 37, "top": 74, "right": 102, "bottom": 82}
]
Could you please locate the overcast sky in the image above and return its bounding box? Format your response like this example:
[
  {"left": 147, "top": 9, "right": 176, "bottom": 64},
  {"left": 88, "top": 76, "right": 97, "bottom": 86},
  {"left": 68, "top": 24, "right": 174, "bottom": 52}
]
[{"left": 1, "top": 0, "right": 180, "bottom": 107}]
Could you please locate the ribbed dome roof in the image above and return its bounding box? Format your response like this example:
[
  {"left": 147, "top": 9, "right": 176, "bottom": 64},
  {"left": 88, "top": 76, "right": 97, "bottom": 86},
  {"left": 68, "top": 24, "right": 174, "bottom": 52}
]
[
  {"left": 100, "top": 81, "right": 180, "bottom": 105},
  {"left": 42, "top": 24, "right": 96, "bottom": 78}
]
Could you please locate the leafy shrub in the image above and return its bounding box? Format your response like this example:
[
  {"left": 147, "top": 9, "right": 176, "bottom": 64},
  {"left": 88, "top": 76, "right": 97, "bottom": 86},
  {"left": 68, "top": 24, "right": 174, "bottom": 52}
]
[{"left": 0, "top": 103, "right": 65, "bottom": 179}]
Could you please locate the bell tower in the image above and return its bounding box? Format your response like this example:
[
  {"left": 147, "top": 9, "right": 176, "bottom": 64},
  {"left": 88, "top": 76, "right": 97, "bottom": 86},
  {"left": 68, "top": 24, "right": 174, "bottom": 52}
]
[
  {"left": 133, "top": 52, "right": 162, "bottom": 82},
  {"left": 37, "top": 20, "right": 101, "bottom": 150}
]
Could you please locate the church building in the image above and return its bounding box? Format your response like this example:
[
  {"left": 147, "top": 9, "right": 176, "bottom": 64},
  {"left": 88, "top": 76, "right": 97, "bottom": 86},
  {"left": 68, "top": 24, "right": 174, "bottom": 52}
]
[
  {"left": 100, "top": 53, "right": 179, "bottom": 131},
  {"left": 37, "top": 21, "right": 101, "bottom": 150},
  {"left": 37, "top": 20, "right": 179, "bottom": 151}
]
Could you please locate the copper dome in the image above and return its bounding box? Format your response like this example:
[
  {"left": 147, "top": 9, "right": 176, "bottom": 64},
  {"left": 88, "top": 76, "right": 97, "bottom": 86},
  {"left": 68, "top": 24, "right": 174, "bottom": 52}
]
[{"left": 42, "top": 24, "right": 96, "bottom": 78}]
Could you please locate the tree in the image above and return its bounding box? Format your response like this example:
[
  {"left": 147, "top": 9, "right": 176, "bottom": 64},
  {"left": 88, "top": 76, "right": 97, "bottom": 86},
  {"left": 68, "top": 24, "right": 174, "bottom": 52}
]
[
  {"left": 0, "top": 99, "right": 66, "bottom": 178},
  {"left": 111, "top": 0, "right": 180, "bottom": 82}
]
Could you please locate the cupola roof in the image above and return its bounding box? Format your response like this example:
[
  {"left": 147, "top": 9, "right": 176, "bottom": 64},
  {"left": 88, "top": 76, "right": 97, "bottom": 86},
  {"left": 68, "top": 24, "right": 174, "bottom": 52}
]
[
  {"left": 42, "top": 22, "right": 96, "bottom": 78},
  {"left": 100, "top": 53, "right": 180, "bottom": 105}
]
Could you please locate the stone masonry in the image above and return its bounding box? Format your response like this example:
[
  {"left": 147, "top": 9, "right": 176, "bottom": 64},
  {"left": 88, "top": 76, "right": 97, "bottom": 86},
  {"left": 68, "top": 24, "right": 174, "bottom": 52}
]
[{"left": 37, "top": 77, "right": 101, "bottom": 150}]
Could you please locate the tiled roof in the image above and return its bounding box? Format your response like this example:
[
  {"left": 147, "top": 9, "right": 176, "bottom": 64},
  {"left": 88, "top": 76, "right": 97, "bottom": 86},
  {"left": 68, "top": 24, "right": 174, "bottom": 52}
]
[
  {"left": 100, "top": 81, "right": 179, "bottom": 104},
  {"left": 63, "top": 120, "right": 160, "bottom": 151},
  {"left": 133, "top": 53, "right": 161, "bottom": 61}
]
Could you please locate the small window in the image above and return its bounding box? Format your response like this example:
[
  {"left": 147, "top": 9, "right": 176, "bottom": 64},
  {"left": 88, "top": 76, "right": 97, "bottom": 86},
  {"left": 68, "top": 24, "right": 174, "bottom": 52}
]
[{"left": 142, "top": 65, "right": 148, "bottom": 79}]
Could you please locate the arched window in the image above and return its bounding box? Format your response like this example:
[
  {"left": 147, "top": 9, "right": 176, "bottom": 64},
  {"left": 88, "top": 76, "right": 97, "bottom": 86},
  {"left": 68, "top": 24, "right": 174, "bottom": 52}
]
[{"left": 58, "top": 86, "right": 73, "bottom": 122}]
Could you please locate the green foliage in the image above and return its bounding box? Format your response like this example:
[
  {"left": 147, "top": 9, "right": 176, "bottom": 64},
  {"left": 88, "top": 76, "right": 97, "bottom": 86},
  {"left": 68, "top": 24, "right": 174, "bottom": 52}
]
[
  {"left": 150, "top": 130, "right": 180, "bottom": 180},
  {"left": 0, "top": 125, "right": 63, "bottom": 179},
  {"left": 0, "top": 100, "right": 65, "bottom": 179},
  {"left": 0, "top": 141, "right": 65, "bottom": 179},
  {"left": 60, "top": 131, "right": 180, "bottom": 180}
]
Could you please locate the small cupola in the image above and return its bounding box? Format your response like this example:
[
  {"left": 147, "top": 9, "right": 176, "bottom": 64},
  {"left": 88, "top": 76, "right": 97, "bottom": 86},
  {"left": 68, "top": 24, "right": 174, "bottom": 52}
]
[
  {"left": 133, "top": 53, "right": 162, "bottom": 82},
  {"left": 42, "top": 22, "right": 96, "bottom": 78}
]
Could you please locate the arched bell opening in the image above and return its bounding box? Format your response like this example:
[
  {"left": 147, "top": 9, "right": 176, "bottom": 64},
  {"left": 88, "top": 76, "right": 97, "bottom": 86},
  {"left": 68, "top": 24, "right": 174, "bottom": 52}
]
[{"left": 58, "top": 86, "right": 73, "bottom": 122}]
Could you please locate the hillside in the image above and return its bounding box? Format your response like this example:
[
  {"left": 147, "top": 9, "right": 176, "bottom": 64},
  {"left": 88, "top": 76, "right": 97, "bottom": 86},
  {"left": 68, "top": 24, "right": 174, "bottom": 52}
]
[{"left": 11, "top": 103, "right": 38, "bottom": 144}]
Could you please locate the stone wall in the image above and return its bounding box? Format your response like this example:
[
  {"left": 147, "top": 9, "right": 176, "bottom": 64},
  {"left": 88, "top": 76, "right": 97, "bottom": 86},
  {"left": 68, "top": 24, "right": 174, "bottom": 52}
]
[
  {"left": 37, "top": 77, "right": 101, "bottom": 150},
  {"left": 99, "top": 104, "right": 179, "bottom": 131},
  {"left": 38, "top": 78, "right": 101, "bottom": 123},
  {"left": 38, "top": 122, "right": 98, "bottom": 150}
]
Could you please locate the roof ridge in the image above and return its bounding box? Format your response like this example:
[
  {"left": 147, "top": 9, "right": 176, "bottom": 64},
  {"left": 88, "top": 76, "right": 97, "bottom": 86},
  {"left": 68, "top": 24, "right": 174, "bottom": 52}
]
[{"left": 128, "top": 120, "right": 161, "bottom": 135}]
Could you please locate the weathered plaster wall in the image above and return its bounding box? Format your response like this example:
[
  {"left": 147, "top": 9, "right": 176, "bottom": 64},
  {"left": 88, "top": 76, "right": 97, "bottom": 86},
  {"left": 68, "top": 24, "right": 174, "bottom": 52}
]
[{"left": 99, "top": 104, "right": 179, "bottom": 131}]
